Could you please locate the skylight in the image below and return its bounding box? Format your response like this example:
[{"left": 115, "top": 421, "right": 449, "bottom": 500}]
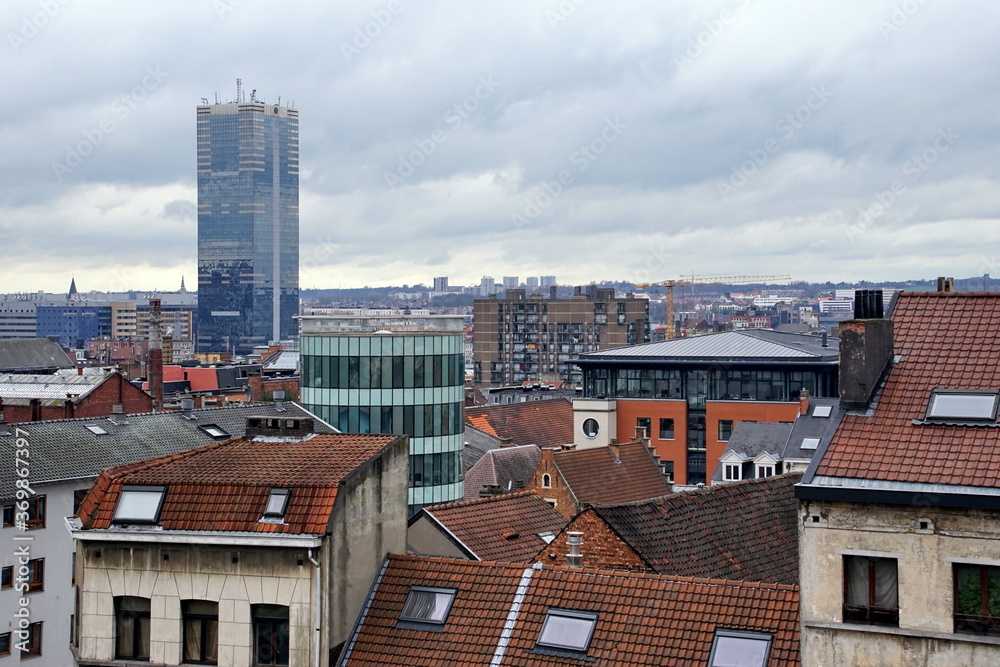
[
  {"left": 801, "top": 437, "right": 820, "bottom": 450},
  {"left": 399, "top": 587, "right": 456, "bottom": 625},
  {"left": 536, "top": 608, "right": 598, "bottom": 653},
  {"left": 926, "top": 390, "right": 999, "bottom": 422},
  {"left": 263, "top": 488, "right": 290, "bottom": 519},
  {"left": 708, "top": 628, "right": 772, "bottom": 667},
  {"left": 113, "top": 485, "right": 166, "bottom": 524},
  {"left": 538, "top": 531, "right": 556, "bottom": 544},
  {"left": 812, "top": 405, "right": 832, "bottom": 418},
  {"left": 198, "top": 424, "right": 230, "bottom": 439},
  {"left": 85, "top": 423, "right": 107, "bottom": 435}
]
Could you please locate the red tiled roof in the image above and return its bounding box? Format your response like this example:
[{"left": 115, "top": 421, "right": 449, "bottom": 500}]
[
  {"left": 422, "top": 491, "right": 567, "bottom": 562},
  {"left": 465, "top": 399, "right": 574, "bottom": 448},
  {"left": 77, "top": 433, "right": 401, "bottom": 534},
  {"left": 340, "top": 554, "right": 800, "bottom": 666},
  {"left": 816, "top": 293, "right": 1000, "bottom": 486},
  {"left": 463, "top": 445, "right": 542, "bottom": 501},
  {"left": 590, "top": 474, "right": 802, "bottom": 585},
  {"left": 554, "top": 442, "right": 672, "bottom": 506}
]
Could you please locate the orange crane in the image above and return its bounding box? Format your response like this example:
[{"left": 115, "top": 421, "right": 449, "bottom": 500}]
[{"left": 635, "top": 274, "right": 792, "bottom": 340}]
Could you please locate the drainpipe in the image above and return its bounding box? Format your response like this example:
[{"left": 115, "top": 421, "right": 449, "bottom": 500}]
[{"left": 308, "top": 548, "right": 322, "bottom": 667}]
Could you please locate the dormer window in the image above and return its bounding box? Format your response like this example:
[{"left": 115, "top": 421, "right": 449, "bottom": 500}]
[
  {"left": 925, "top": 390, "right": 999, "bottom": 422},
  {"left": 708, "top": 628, "right": 772, "bottom": 666},
  {"left": 263, "top": 488, "right": 290, "bottom": 519},
  {"left": 113, "top": 486, "right": 166, "bottom": 524},
  {"left": 536, "top": 608, "right": 598, "bottom": 653},
  {"left": 398, "top": 587, "right": 456, "bottom": 630}
]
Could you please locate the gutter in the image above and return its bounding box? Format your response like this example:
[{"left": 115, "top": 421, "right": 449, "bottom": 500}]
[
  {"left": 65, "top": 518, "right": 324, "bottom": 548},
  {"left": 308, "top": 548, "right": 322, "bottom": 667}
]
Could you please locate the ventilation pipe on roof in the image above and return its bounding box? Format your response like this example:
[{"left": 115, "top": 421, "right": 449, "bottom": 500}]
[
  {"left": 307, "top": 548, "right": 321, "bottom": 667},
  {"left": 566, "top": 532, "right": 583, "bottom": 568},
  {"left": 180, "top": 398, "right": 194, "bottom": 419},
  {"left": 273, "top": 389, "right": 285, "bottom": 412}
]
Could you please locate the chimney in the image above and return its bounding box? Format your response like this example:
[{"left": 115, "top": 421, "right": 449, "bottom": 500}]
[
  {"left": 180, "top": 398, "right": 194, "bottom": 419},
  {"left": 566, "top": 532, "right": 583, "bottom": 568},
  {"left": 273, "top": 389, "right": 286, "bottom": 412},
  {"left": 799, "top": 388, "right": 810, "bottom": 416},
  {"left": 148, "top": 298, "right": 164, "bottom": 411},
  {"left": 821, "top": 330, "right": 829, "bottom": 348},
  {"left": 839, "top": 291, "right": 894, "bottom": 410},
  {"left": 244, "top": 416, "right": 315, "bottom": 439},
  {"left": 609, "top": 441, "right": 621, "bottom": 463},
  {"left": 936, "top": 276, "right": 955, "bottom": 293}
]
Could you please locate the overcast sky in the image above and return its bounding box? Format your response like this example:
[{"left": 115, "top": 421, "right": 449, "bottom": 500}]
[{"left": 2, "top": 0, "right": 999, "bottom": 293}]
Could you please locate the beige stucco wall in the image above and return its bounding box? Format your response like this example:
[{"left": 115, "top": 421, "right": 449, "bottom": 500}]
[
  {"left": 406, "top": 515, "right": 471, "bottom": 559},
  {"left": 799, "top": 499, "right": 1000, "bottom": 666},
  {"left": 76, "top": 543, "right": 315, "bottom": 666}
]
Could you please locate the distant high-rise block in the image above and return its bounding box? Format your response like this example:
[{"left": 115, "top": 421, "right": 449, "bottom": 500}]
[
  {"left": 526, "top": 277, "right": 540, "bottom": 288},
  {"left": 502, "top": 276, "right": 519, "bottom": 289},
  {"left": 196, "top": 94, "right": 299, "bottom": 354},
  {"left": 433, "top": 276, "right": 449, "bottom": 293},
  {"left": 540, "top": 275, "right": 557, "bottom": 287}
]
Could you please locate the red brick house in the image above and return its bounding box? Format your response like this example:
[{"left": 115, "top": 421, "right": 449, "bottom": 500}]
[{"left": 0, "top": 370, "right": 152, "bottom": 423}]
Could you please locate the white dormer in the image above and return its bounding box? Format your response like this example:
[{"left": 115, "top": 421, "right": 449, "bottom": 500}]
[{"left": 754, "top": 452, "right": 779, "bottom": 478}]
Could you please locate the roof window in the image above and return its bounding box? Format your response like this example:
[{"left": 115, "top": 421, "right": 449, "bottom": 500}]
[
  {"left": 198, "top": 424, "right": 230, "bottom": 439},
  {"left": 262, "top": 488, "right": 290, "bottom": 519},
  {"left": 113, "top": 485, "right": 166, "bottom": 524},
  {"left": 801, "top": 437, "right": 820, "bottom": 450},
  {"left": 812, "top": 405, "right": 832, "bottom": 418},
  {"left": 925, "top": 390, "right": 999, "bottom": 422},
  {"left": 536, "top": 608, "right": 598, "bottom": 653},
  {"left": 538, "top": 531, "right": 556, "bottom": 544},
  {"left": 708, "top": 628, "right": 772, "bottom": 667},
  {"left": 85, "top": 423, "right": 108, "bottom": 435},
  {"left": 398, "top": 587, "right": 456, "bottom": 629}
]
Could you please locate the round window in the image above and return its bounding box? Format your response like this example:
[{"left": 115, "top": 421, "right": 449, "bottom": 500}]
[{"left": 582, "top": 418, "right": 600, "bottom": 438}]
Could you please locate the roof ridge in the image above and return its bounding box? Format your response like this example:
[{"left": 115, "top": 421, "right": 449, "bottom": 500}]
[
  {"left": 596, "top": 471, "right": 803, "bottom": 510},
  {"left": 106, "top": 436, "right": 243, "bottom": 480},
  {"left": 427, "top": 489, "right": 538, "bottom": 512}
]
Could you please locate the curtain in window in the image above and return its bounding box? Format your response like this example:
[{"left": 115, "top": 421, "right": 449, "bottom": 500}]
[
  {"left": 846, "top": 558, "right": 870, "bottom": 606},
  {"left": 183, "top": 619, "right": 202, "bottom": 662},
  {"left": 873, "top": 559, "right": 898, "bottom": 608}
]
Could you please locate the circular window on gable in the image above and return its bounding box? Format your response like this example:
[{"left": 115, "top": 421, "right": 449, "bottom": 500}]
[{"left": 582, "top": 418, "right": 600, "bottom": 438}]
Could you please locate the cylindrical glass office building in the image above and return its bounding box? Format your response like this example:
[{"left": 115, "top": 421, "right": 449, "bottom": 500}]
[{"left": 299, "top": 314, "right": 464, "bottom": 514}]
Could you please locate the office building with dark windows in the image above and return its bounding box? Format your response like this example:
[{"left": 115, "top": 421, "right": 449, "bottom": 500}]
[
  {"left": 299, "top": 314, "right": 465, "bottom": 514},
  {"left": 196, "top": 91, "right": 299, "bottom": 354}
]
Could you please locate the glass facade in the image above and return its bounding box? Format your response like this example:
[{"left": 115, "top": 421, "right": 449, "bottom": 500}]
[
  {"left": 582, "top": 366, "right": 836, "bottom": 402},
  {"left": 36, "top": 305, "right": 111, "bottom": 348},
  {"left": 300, "top": 332, "right": 465, "bottom": 513},
  {"left": 196, "top": 101, "right": 299, "bottom": 354}
]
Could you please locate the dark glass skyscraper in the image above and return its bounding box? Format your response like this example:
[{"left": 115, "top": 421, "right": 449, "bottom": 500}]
[{"left": 196, "top": 97, "right": 299, "bottom": 354}]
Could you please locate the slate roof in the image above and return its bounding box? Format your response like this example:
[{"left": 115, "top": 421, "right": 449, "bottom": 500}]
[
  {"left": 782, "top": 398, "right": 844, "bottom": 460},
  {"left": 553, "top": 442, "right": 672, "bottom": 507},
  {"left": 464, "top": 399, "right": 574, "bottom": 448},
  {"left": 76, "top": 432, "right": 400, "bottom": 534},
  {"left": 463, "top": 445, "right": 542, "bottom": 501},
  {"left": 584, "top": 474, "right": 802, "bottom": 585},
  {"left": 0, "top": 402, "right": 335, "bottom": 500},
  {"left": 416, "top": 491, "right": 567, "bottom": 562},
  {"left": 338, "top": 554, "right": 800, "bottom": 666},
  {"left": 721, "top": 422, "right": 793, "bottom": 461},
  {"left": 578, "top": 329, "right": 838, "bottom": 363},
  {"left": 813, "top": 293, "right": 1000, "bottom": 487},
  {"left": 0, "top": 338, "right": 75, "bottom": 372},
  {"left": 0, "top": 372, "right": 106, "bottom": 404}
]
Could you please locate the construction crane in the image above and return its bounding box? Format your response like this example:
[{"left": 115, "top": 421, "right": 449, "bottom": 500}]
[{"left": 635, "top": 274, "right": 792, "bottom": 340}]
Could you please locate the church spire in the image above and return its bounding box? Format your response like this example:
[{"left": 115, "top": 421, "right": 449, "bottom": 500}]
[
  {"left": 179, "top": 275, "right": 187, "bottom": 293},
  {"left": 68, "top": 276, "right": 78, "bottom": 298}
]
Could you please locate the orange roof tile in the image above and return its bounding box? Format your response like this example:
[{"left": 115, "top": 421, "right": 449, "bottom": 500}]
[
  {"left": 555, "top": 442, "right": 672, "bottom": 506},
  {"left": 421, "top": 491, "right": 567, "bottom": 562},
  {"left": 465, "top": 399, "right": 574, "bottom": 448},
  {"left": 816, "top": 293, "right": 1000, "bottom": 486},
  {"left": 77, "top": 433, "right": 402, "bottom": 535},
  {"left": 340, "top": 554, "right": 800, "bottom": 666}
]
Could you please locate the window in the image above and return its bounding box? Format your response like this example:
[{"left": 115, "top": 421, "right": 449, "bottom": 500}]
[
  {"left": 263, "top": 488, "right": 290, "bottom": 519},
  {"left": 708, "top": 628, "right": 772, "bottom": 667},
  {"left": 0, "top": 632, "right": 9, "bottom": 656},
  {"left": 800, "top": 437, "right": 820, "bottom": 450},
  {"left": 538, "top": 531, "right": 556, "bottom": 544},
  {"left": 843, "top": 556, "right": 899, "bottom": 626},
  {"left": 718, "top": 420, "right": 733, "bottom": 442},
  {"left": 636, "top": 417, "right": 651, "bottom": 437},
  {"left": 659, "top": 418, "right": 674, "bottom": 440},
  {"left": 183, "top": 600, "right": 219, "bottom": 664},
  {"left": 1, "top": 566, "right": 11, "bottom": 589},
  {"left": 954, "top": 563, "right": 1000, "bottom": 636},
  {"left": 25, "top": 558, "right": 43, "bottom": 593},
  {"left": 756, "top": 465, "right": 775, "bottom": 479},
  {"left": 812, "top": 405, "right": 832, "bottom": 418},
  {"left": 399, "top": 587, "right": 456, "bottom": 627},
  {"left": 115, "top": 597, "right": 150, "bottom": 660},
  {"left": 84, "top": 423, "right": 107, "bottom": 436},
  {"left": 536, "top": 608, "right": 598, "bottom": 653},
  {"left": 724, "top": 464, "right": 741, "bottom": 481},
  {"left": 113, "top": 486, "right": 166, "bottom": 524},
  {"left": 2, "top": 496, "right": 46, "bottom": 529},
  {"left": 581, "top": 418, "right": 599, "bottom": 438},
  {"left": 926, "top": 389, "right": 999, "bottom": 422},
  {"left": 252, "top": 604, "right": 289, "bottom": 666},
  {"left": 541, "top": 474, "right": 552, "bottom": 489},
  {"left": 21, "top": 622, "right": 41, "bottom": 658},
  {"left": 198, "top": 424, "right": 231, "bottom": 439}
]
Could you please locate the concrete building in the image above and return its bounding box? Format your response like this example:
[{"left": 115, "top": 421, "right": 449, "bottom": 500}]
[
  {"left": 502, "top": 276, "right": 518, "bottom": 289},
  {"left": 69, "top": 419, "right": 408, "bottom": 666},
  {"left": 196, "top": 92, "right": 299, "bottom": 354},
  {"left": 432, "top": 276, "right": 449, "bottom": 293},
  {"left": 473, "top": 287, "right": 649, "bottom": 386},
  {"left": 299, "top": 313, "right": 465, "bottom": 514},
  {"left": 540, "top": 275, "right": 557, "bottom": 288},
  {"left": 796, "top": 291, "right": 1000, "bottom": 665},
  {"left": 0, "top": 300, "right": 36, "bottom": 339}
]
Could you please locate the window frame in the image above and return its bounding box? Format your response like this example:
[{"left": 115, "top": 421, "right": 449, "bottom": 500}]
[
  {"left": 1, "top": 566, "right": 11, "bottom": 590},
  {"left": 581, "top": 418, "right": 600, "bottom": 438},
  {"left": 636, "top": 417, "right": 651, "bottom": 438},
  {"left": 25, "top": 558, "right": 43, "bottom": 593},
  {"left": 252, "top": 604, "right": 290, "bottom": 666},
  {"left": 659, "top": 417, "right": 675, "bottom": 440},
  {"left": 114, "top": 596, "right": 151, "bottom": 660},
  {"left": 925, "top": 389, "right": 1000, "bottom": 423},
  {"left": 0, "top": 631, "right": 9, "bottom": 656},
  {"left": 535, "top": 608, "right": 599, "bottom": 654},
  {"left": 718, "top": 420, "right": 734, "bottom": 442},
  {"left": 541, "top": 474, "right": 552, "bottom": 489},
  {"left": 397, "top": 586, "right": 457, "bottom": 631},
  {"left": 724, "top": 464, "right": 741, "bottom": 481},
  {"left": 843, "top": 555, "right": 899, "bottom": 627},
  {"left": 708, "top": 628, "right": 773, "bottom": 667},
  {"left": 112, "top": 485, "right": 167, "bottom": 525},
  {"left": 182, "top": 599, "right": 220, "bottom": 665},
  {"left": 756, "top": 464, "right": 775, "bottom": 479},
  {"left": 262, "top": 488, "right": 291, "bottom": 519},
  {"left": 21, "top": 622, "right": 41, "bottom": 658},
  {"left": 953, "top": 563, "right": 1000, "bottom": 636},
  {"left": 2, "top": 495, "right": 46, "bottom": 530}
]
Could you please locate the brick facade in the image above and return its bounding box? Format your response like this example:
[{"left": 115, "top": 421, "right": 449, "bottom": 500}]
[
  {"left": 525, "top": 448, "right": 578, "bottom": 519},
  {"left": 0, "top": 373, "right": 152, "bottom": 424},
  {"left": 534, "top": 509, "right": 649, "bottom": 572}
]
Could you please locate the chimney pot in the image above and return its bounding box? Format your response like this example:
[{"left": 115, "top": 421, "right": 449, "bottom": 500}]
[
  {"left": 799, "top": 389, "right": 810, "bottom": 416},
  {"left": 566, "top": 531, "right": 583, "bottom": 568}
]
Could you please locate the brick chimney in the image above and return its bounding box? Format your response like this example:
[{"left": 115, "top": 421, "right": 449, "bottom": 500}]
[
  {"left": 148, "top": 298, "right": 164, "bottom": 411},
  {"left": 936, "top": 276, "right": 955, "bottom": 293},
  {"left": 799, "top": 388, "right": 810, "bottom": 416},
  {"left": 839, "top": 290, "right": 894, "bottom": 410}
]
